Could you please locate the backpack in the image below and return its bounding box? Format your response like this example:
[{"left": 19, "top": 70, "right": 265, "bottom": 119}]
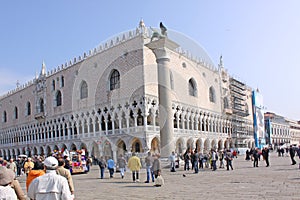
[
  {"left": 215, "top": 153, "right": 218, "bottom": 160},
  {"left": 98, "top": 160, "right": 105, "bottom": 168}
]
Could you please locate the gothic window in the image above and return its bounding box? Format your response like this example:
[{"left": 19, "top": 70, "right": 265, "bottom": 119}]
[
  {"left": 134, "top": 142, "right": 141, "bottom": 153},
  {"left": 173, "top": 113, "right": 178, "bottom": 128},
  {"left": 26, "top": 102, "right": 31, "bottom": 116},
  {"left": 3, "top": 111, "right": 7, "bottom": 123},
  {"left": 55, "top": 90, "right": 62, "bottom": 106},
  {"left": 110, "top": 70, "right": 120, "bottom": 91},
  {"left": 61, "top": 76, "right": 64, "bottom": 87},
  {"left": 209, "top": 86, "right": 216, "bottom": 103},
  {"left": 52, "top": 80, "right": 55, "bottom": 91},
  {"left": 39, "top": 98, "right": 44, "bottom": 113},
  {"left": 14, "top": 106, "right": 18, "bottom": 119},
  {"left": 80, "top": 80, "right": 88, "bottom": 99},
  {"left": 188, "top": 78, "right": 197, "bottom": 97},
  {"left": 137, "top": 109, "right": 144, "bottom": 126}
]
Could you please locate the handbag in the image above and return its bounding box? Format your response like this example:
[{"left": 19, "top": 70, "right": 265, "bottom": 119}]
[{"left": 154, "top": 175, "right": 164, "bottom": 187}]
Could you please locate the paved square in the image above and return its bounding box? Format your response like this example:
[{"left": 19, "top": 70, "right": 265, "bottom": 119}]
[{"left": 17, "top": 153, "right": 300, "bottom": 200}]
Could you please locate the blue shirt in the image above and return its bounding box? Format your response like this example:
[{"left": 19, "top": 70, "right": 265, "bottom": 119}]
[{"left": 107, "top": 159, "right": 115, "bottom": 169}]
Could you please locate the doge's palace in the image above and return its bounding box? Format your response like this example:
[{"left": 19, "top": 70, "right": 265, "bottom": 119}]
[{"left": 0, "top": 20, "right": 255, "bottom": 161}]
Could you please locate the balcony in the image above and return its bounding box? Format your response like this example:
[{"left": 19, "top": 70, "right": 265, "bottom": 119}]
[{"left": 34, "top": 112, "right": 45, "bottom": 122}]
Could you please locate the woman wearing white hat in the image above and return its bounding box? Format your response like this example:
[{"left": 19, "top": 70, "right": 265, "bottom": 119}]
[{"left": 0, "top": 166, "right": 18, "bottom": 200}]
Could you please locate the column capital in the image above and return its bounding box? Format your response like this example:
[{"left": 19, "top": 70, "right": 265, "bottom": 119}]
[{"left": 145, "top": 37, "right": 179, "bottom": 62}]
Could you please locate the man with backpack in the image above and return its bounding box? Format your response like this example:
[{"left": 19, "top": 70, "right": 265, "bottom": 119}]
[{"left": 98, "top": 157, "right": 107, "bottom": 179}]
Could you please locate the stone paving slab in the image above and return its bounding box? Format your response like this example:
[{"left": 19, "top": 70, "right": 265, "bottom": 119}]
[{"left": 17, "top": 153, "right": 300, "bottom": 200}]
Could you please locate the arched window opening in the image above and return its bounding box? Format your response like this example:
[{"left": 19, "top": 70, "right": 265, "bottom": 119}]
[
  {"left": 188, "top": 78, "right": 197, "bottom": 97},
  {"left": 80, "top": 81, "right": 88, "bottom": 99},
  {"left": 107, "top": 114, "right": 112, "bottom": 130},
  {"left": 209, "top": 86, "right": 216, "bottom": 103},
  {"left": 129, "top": 110, "right": 134, "bottom": 127},
  {"left": 61, "top": 76, "right": 65, "bottom": 87},
  {"left": 52, "top": 80, "right": 55, "bottom": 91},
  {"left": 14, "top": 107, "right": 18, "bottom": 119},
  {"left": 137, "top": 109, "right": 144, "bottom": 126},
  {"left": 173, "top": 113, "right": 178, "bottom": 128},
  {"left": 110, "top": 70, "right": 120, "bottom": 91},
  {"left": 55, "top": 91, "right": 62, "bottom": 106},
  {"left": 39, "top": 98, "right": 44, "bottom": 113},
  {"left": 26, "top": 102, "right": 31, "bottom": 116},
  {"left": 101, "top": 116, "right": 106, "bottom": 131}
]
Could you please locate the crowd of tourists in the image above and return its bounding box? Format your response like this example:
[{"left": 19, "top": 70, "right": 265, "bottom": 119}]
[
  {"left": 2, "top": 144, "right": 300, "bottom": 199},
  {"left": 96, "top": 152, "right": 164, "bottom": 186},
  {"left": 0, "top": 154, "right": 75, "bottom": 200}
]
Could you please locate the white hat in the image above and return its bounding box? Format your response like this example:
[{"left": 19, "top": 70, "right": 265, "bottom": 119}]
[
  {"left": 44, "top": 156, "right": 58, "bottom": 169},
  {"left": 0, "top": 166, "right": 15, "bottom": 186}
]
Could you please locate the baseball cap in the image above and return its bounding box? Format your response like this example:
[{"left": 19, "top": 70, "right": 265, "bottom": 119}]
[{"left": 44, "top": 156, "right": 58, "bottom": 169}]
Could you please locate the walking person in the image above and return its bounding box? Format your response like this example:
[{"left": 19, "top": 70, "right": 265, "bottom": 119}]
[
  {"left": 289, "top": 145, "right": 297, "bottom": 165},
  {"left": 144, "top": 152, "right": 154, "bottom": 183},
  {"left": 98, "top": 157, "right": 107, "bottom": 179},
  {"left": 262, "top": 147, "right": 270, "bottom": 167},
  {"left": 169, "top": 151, "right": 176, "bottom": 172},
  {"left": 15, "top": 158, "right": 23, "bottom": 177},
  {"left": 117, "top": 154, "right": 127, "bottom": 179},
  {"left": 225, "top": 150, "right": 234, "bottom": 170},
  {"left": 219, "top": 150, "right": 225, "bottom": 168},
  {"left": 152, "top": 153, "right": 161, "bottom": 179},
  {"left": 193, "top": 150, "right": 199, "bottom": 173},
  {"left": 23, "top": 157, "right": 34, "bottom": 177},
  {"left": 27, "top": 156, "right": 72, "bottom": 200},
  {"left": 107, "top": 157, "right": 115, "bottom": 178},
  {"left": 56, "top": 158, "right": 75, "bottom": 198},
  {"left": 183, "top": 150, "right": 190, "bottom": 171},
  {"left": 127, "top": 153, "right": 142, "bottom": 182},
  {"left": 211, "top": 149, "right": 218, "bottom": 171},
  {"left": 152, "top": 153, "right": 163, "bottom": 187},
  {"left": 26, "top": 161, "right": 45, "bottom": 192},
  {"left": 199, "top": 153, "right": 204, "bottom": 169},
  {"left": 252, "top": 148, "right": 259, "bottom": 167}
]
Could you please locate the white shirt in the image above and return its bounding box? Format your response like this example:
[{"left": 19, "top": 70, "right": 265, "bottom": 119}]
[
  {"left": 0, "top": 185, "right": 17, "bottom": 200},
  {"left": 28, "top": 170, "right": 72, "bottom": 200}
]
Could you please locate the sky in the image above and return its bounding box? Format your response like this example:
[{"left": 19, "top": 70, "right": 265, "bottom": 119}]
[{"left": 0, "top": 1, "right": 299, "bottom": 120}]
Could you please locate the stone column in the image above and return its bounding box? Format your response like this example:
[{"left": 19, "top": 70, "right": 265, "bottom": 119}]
[{"left": 146, "top": 38, "right": 179, "bottom": 158}]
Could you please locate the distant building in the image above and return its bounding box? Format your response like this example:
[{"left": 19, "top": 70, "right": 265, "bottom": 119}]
[
  {"left": 0, "top": 21, "right": 255, "bottom": 160},
  {"left": 264, "top": 112, "right": 288, "bottom": 147},
  {"left": 285, "top": 118, "right": 300, "bottom": 146}
]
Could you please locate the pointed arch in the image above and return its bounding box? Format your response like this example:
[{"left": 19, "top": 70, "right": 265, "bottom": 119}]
[
  {"left": 117, "top": 139, "right": 127, "bottom": 156},
  {"left": 209, "top": 86, "right": 216, "bottom": 103},
  {"left": 109, "top": 69, "right": 120, "bottom": 91},
  {"left": 14, "top": 106, "right": 18, "bottom": 119},
  {"left": 39, "top": 98, "right": 44, "bottom": 113},
  {"left": 132, "top": 138, "right": 143, "bottom": 153},
  {"left": 188, "top": 78, "right": 197, "bottom": 97},
  {"left": 55, "top": 90, "right": 62, "bottom": 106},
  {"left": 25, "top": 101, "right": 31, "bottom": 116},
  {"left": 80, "top": 80, "right": 88, "bottom": 99}
]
